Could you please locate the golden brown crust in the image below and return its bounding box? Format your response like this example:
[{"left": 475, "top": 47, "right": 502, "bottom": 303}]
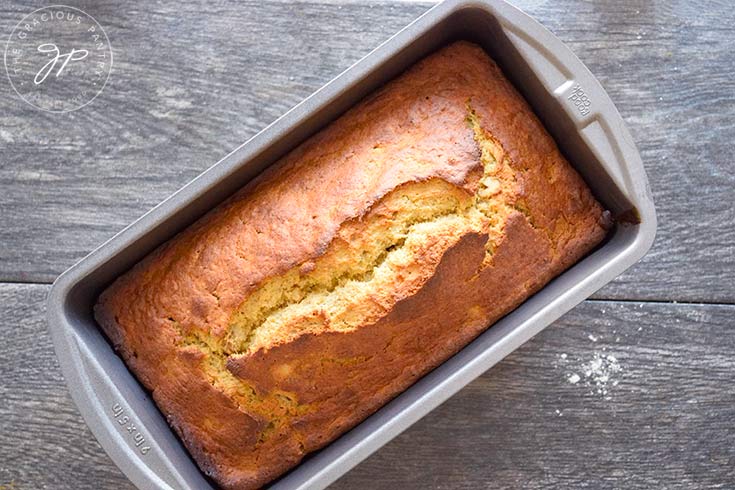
[{"left": 95, "top": 41, "right": 608, "bottom": 489}]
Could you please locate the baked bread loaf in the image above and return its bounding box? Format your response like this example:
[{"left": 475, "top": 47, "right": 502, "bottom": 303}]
[{"left": 95, "top": 41, "right": 609, "bottom": 489}]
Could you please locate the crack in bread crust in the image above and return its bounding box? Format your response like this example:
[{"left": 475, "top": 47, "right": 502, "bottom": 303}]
[
  {"left": 214, "top": 104, "right": 520, "bottom": 358},
  {"left": 168, "top": 103, "right": 528, "bottom": 448},
  {"left": 223, "top": 178, "right": 477, "bottom": 356}
]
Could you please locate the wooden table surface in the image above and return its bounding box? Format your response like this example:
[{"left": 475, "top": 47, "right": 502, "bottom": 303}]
[{"left": 1, "top": 0, "right": 733, "bottom": 489}]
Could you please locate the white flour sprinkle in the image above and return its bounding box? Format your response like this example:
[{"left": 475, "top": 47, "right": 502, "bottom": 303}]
[
  {"left": 582, "top": 353, "right": 622, "bottom": 397},
  {"left": 558, "top": 348, "right": 623, "bottom": 399},
  {"left": 555, "top": 331, "right": 627, "bottom": 402}
]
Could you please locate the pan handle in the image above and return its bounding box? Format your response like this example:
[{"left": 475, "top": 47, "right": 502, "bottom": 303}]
[{"left": 493, "top": 2, "right": 655, "bottom": 231}]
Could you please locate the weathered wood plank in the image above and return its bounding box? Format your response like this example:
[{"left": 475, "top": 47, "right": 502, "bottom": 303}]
[
  {"left": 0, "top": 283, "right": 134, "bottom": 490},
  {"left": 550, "top": 0, "right": 735, "bottom": 304},
  {"left": 1, "top": 284, "right": 733, "bottom": 489},
  {"left": 334, "top": 299, "right": 735, "bottom": 489},
  {"left": 0, "top": 0, "right": 733, "bottom": 302},
  {"left": 0, "top": 0, "right": 430, "bottom": 282}
]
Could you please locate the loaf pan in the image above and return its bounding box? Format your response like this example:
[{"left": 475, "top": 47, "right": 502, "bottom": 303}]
[{"left": 47, "top": 0, "right": 656, "bottom": 488}]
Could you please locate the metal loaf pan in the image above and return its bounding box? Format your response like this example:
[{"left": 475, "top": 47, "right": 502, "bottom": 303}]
[{"left": 47, "top": 0, "right": 656, "bottom": 488}]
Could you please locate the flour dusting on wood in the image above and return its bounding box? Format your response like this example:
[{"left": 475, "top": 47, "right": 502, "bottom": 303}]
[
  {"left": 557, "top": 334, "right": 624, "bottom": 400},
  {"left": 581, "top": 352, "right": 622, "bottom": 398}
]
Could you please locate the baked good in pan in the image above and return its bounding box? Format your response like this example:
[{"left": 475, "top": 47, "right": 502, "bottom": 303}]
[{"left": 95, "top": 41, "right": 609, "bottom": 489}]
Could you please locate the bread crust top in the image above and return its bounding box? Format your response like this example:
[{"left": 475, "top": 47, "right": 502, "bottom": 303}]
[{"left": 95, "top": 41, "right": 607, "bottom": 489}]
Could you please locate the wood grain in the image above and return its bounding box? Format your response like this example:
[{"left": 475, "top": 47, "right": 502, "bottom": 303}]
[
  {"left": 334, "top": 299, "right": 735, "bottom": 489},
  {"left": 0, "top": 284, "right": 134, "bottom": 490},
  {"left": 1, "top": 284, "right": 733, "bottom": 489},
  {"left": 0, "top": 0, "right": 732, "bottom": 302}
]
